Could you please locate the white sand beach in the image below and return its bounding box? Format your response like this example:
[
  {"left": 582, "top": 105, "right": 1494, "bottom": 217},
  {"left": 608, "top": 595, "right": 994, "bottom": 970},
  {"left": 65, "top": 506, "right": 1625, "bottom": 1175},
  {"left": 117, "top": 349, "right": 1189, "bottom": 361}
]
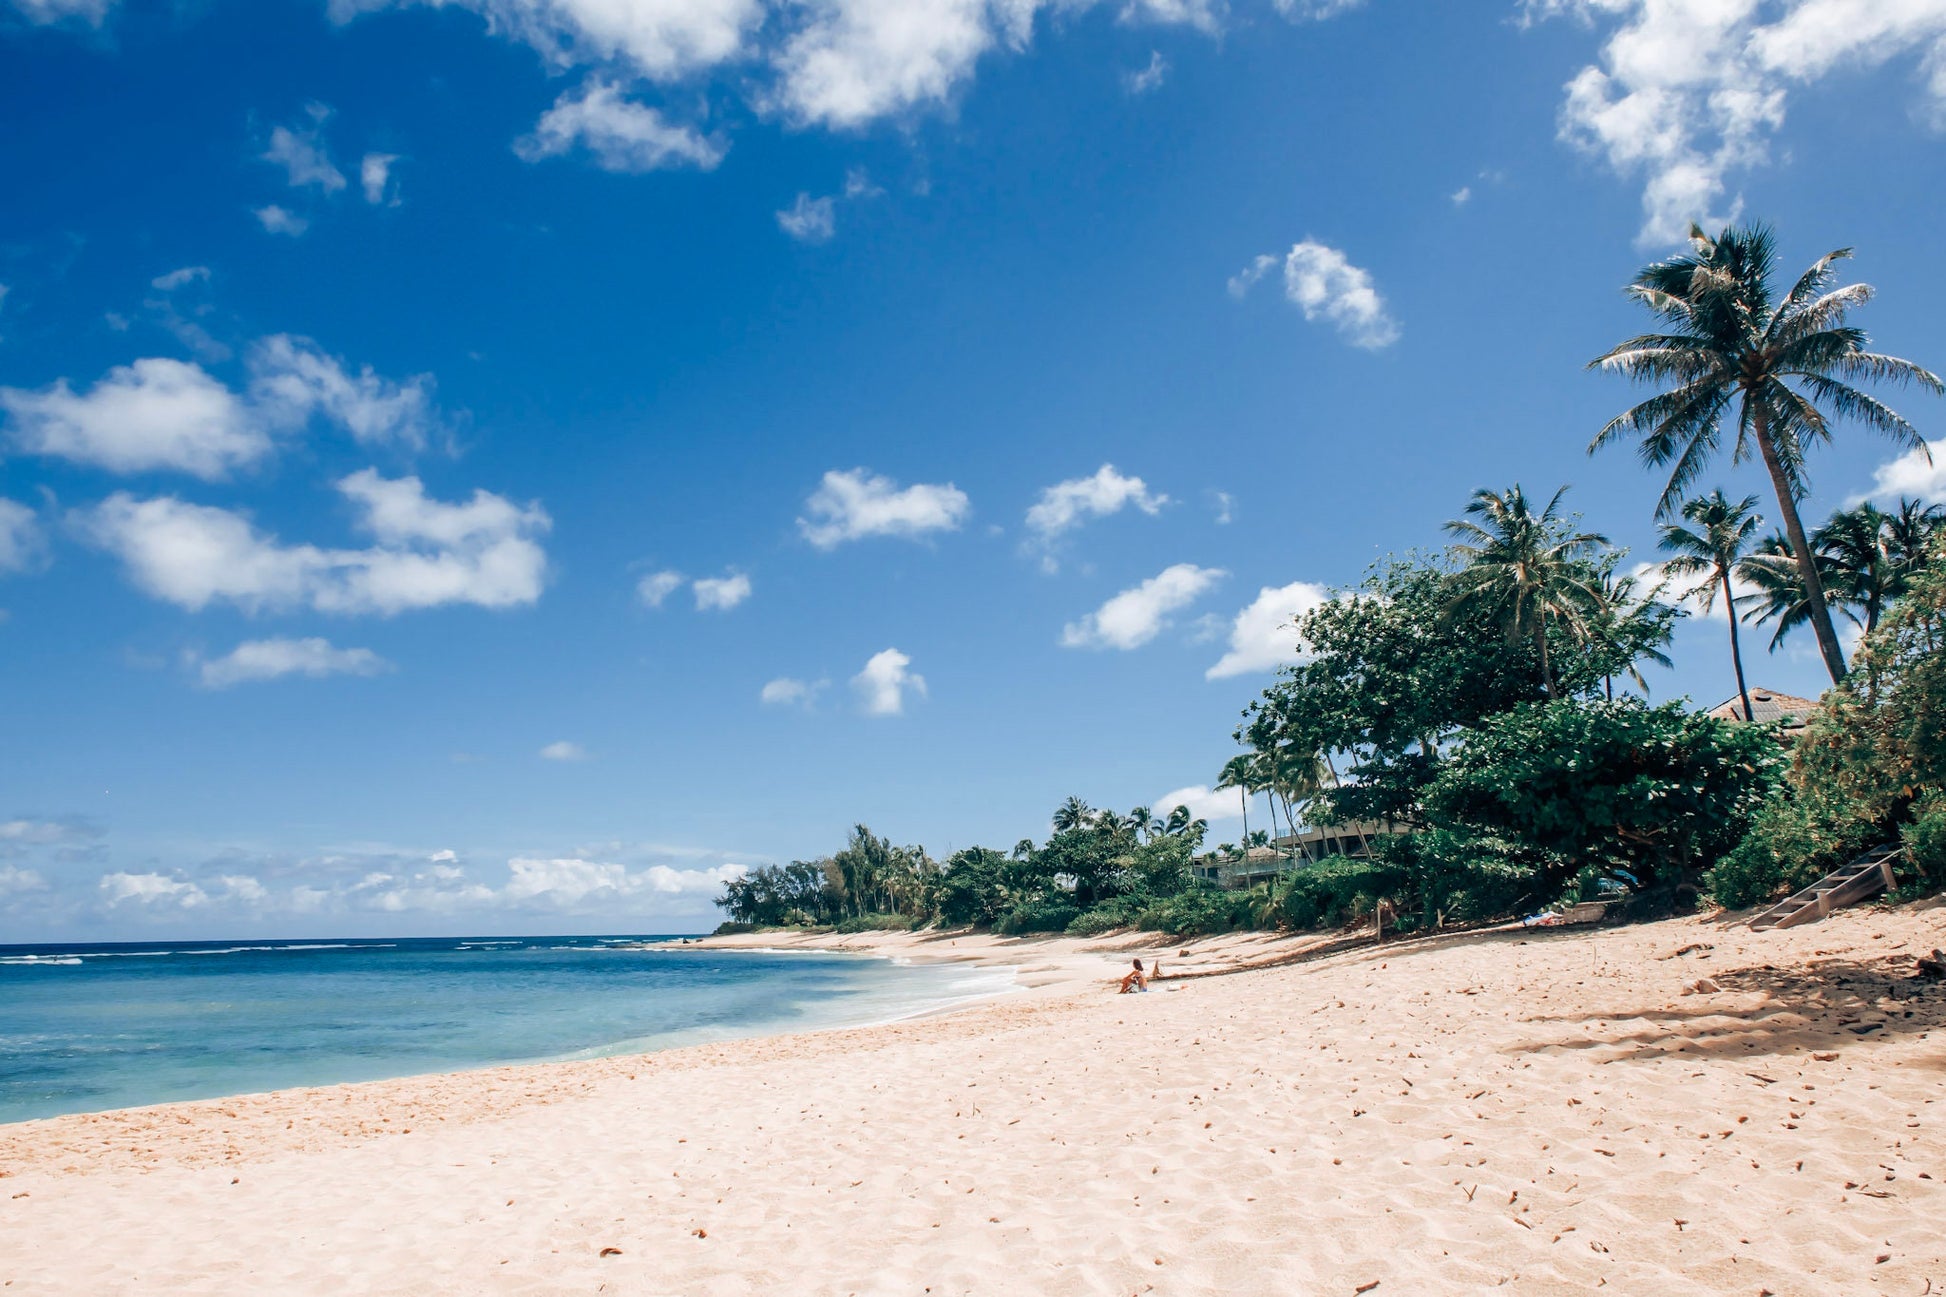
[{"left": 3, "top": 906, "right": 1944, "bottom": 1295}]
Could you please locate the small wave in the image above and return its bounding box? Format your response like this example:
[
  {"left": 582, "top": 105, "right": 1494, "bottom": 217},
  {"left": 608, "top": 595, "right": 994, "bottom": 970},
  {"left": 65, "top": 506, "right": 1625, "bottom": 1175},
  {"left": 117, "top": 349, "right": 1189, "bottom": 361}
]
[{"left": 1, "top": 956, "right": 83, "bottom": 966}]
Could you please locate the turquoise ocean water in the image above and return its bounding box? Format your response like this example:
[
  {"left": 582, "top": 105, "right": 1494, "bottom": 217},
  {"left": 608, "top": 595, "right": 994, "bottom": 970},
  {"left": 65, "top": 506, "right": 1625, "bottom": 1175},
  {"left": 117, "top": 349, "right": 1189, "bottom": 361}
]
[{"left": 0, "top": 936, "right": 1014, "bottom": 1124}]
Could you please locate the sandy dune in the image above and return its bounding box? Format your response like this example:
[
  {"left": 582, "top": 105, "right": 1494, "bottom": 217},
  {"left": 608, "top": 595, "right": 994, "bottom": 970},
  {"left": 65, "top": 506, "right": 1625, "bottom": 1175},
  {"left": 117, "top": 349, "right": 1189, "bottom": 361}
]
[{"left": 3, "top": 906, "right": 1944, "bottom": 1295}]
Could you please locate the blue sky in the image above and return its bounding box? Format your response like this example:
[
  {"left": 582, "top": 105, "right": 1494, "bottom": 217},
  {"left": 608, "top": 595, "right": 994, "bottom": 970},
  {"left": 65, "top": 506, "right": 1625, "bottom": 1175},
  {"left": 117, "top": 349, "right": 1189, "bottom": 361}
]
[{"left": 3, "top": 0, "right": 1945, "bottom": 939}]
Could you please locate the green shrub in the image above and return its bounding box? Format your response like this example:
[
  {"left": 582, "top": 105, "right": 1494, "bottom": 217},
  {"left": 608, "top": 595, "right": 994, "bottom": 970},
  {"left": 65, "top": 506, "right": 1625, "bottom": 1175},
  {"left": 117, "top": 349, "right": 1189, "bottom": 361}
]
[
  {"left": 1902, "top": 795, "right": 1946, "bottom": 889},
  {"left": 1065, "top": 909, "right": 1133, "bottom": 937},
  {"left": 994, "top": 899, "right": 1081, "bottom": 935},
  {"left": 1708, "top": 783, "right": 1881, "bottom": 909},
  {"left": 834, "top": 913, "right": 918, "bottom": 934},
  {"left": 1134, "top": 884, "right": 1261, "bottom": 936}
]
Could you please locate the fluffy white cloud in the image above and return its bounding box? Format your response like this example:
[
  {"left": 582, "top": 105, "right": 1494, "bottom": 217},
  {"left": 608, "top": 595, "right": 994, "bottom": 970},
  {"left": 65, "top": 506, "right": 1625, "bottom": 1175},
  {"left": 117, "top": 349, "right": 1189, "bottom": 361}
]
[
  {"left": 761, "top": 675, "right": 826, "bottom": 706},
  {"left": 247, "top": 334, "right": 439, "bottom": 452},
  {"left": 1061, "top": 562, "right": 1226, "bottom": 651},
  {"left": 502, "top": 856, "right": 742, "bottom": 905},
  {"left": 100, "top": 872, "right": 208, "bottom": 909},
  {"left": 1, "top": 340, "right": 438, "bottom": 478},
  {"left": 263, "top": 111, "right": 347, "bottom": 193},
  {"left": 852, "top": 646, "right": 924, "bottom": 715},
  {"left": 1153, "top": 783, "right": 1244, "bottom": 823},
  {"left": 515, "top": 78, "right": 726, "bottom": 172},
  {"left": 1205, "top": 579, "right": 1330, "bottom": 679},
  {"left": 637, "top": 568, "right": 685, "bottom": 606},
  {"left": 361, "top": 152, "right": 400, "bottom": 204},
  {"left": 776, "top": 191, "right": 836, "bottom": 242},
  {"left": 330, "top": 0, "right": 764, "bottom": 82},
  {"left": 540, "top": 740, "right": 588, "bottom": 760},
  {"left": 1528, "top": 0, "right": 1946, "bottom": 244},
  {"left": 693, "top": 571, "right": 751, "bottom": 610},
  {"left": 1025, "top": 464, "right": 1168, "bottom": 552},
  {"left": 772, "top": 0, "right": 998, "bottom": 128},
  {"left": 1859, "top": 441, "right": 1946, "bottom": 505},
  {"left": 77, "top": 471, "right": 550, "bottom": 615},
  {"left": 0, "top": 499, "right": 44, "bottom": 575},
  {"left": 2, "top": 358, "right": 267, "bottom": 479},
  {"left": 198, "top": 637, "right": 393, "bottom": 688},
  {"left": 1231, "top": 241, "right": 1399, "bottom": 349},
  {"left": 252, "top": 205, "right": 309, "bottom": 236},
  {"left": 799, "top": 467, "right": 970, "bottom": 548}
]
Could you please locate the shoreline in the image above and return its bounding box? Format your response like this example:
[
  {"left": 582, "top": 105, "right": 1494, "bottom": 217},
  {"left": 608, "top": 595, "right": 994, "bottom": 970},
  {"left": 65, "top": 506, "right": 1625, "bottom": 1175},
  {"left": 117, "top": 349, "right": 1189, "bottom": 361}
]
[{"left": 3, "top": 907, "right": 1943, "bottom": 1293}]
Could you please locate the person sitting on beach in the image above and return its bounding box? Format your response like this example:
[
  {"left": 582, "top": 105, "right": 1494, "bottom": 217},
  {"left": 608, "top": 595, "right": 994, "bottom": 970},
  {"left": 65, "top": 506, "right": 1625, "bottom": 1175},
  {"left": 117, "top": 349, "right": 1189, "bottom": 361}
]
[{"left": 1118, "top": 959, "right": 1149, "bottom": 994}]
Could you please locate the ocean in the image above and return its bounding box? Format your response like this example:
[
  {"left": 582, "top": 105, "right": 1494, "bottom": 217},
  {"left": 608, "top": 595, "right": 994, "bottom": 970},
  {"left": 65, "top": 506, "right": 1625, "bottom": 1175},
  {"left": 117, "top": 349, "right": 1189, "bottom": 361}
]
[{"left": 0, "top": 936, "right": 1015, "bottom": 1125}]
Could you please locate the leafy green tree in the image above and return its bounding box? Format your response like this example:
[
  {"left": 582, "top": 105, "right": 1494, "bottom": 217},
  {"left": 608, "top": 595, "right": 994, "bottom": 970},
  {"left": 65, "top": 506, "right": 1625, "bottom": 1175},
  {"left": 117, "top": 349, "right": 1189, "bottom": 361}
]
[
  {"left": 1659, "top": 489, "right": 1764, "bottom": 719},
  {"left": 1443, "top": 485, "right": 1609, "bottom": 698},
  {"left": 1590, "top": 222, "right": 1942, "bottom": 683},
  {"left": 1425, "top": 697, "right": 1785, "bottom": 902}
]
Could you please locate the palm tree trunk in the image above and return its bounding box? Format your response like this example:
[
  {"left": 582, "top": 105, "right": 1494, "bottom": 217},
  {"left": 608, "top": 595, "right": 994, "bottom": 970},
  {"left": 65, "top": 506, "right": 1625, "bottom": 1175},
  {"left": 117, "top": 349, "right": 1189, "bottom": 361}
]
[
  {"left": 1535, "top": 622, "right": 1558, "bottom": 699},
  {"left": 1721, "top": 565, "right": 1755, "bottom": 721},
  {"left": 1238, "top": 786, "right": 1249, "bottom": 851},
  {"left": 1751, "top": 405, "right": 1848, "bottom": 683}
]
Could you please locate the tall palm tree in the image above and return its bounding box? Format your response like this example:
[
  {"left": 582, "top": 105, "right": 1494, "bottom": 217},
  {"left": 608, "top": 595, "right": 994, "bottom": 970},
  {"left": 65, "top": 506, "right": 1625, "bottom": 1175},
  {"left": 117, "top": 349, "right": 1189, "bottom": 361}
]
[
  {"left": 1444, "top": 484, "right": 1608, "bottom": 698},
  {"left": 1659, "top": 489, "right": 1764, "bottom": 720},
  {"left": 1051, "top": 796, "right": 1093, "bottom": 833},
  {"left": 1882, "top": 498, "right": 1945, "bottom": 580},
  {"left": 1215, "top": 754, "right": 1254, "bottom": 849},
  {"left": 1584, "top": 558, "right": 1674, "bottom": 698},
  {"left": 1590, "top": 223, "right": 1942, "bottom": 684}
]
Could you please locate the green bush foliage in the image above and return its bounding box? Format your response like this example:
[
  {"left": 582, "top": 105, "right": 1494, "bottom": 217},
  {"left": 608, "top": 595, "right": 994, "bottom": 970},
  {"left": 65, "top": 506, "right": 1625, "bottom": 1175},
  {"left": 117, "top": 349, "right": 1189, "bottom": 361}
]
[{"left": 834, "top": 913, "right": 919, "bottom": 934}]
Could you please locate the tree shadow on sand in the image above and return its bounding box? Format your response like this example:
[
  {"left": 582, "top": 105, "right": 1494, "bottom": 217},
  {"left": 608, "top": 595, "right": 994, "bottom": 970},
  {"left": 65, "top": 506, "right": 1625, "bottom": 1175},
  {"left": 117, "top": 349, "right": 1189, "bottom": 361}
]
[{"left": 1514, "top": 953, "right": 1946, "bottom": 1065}]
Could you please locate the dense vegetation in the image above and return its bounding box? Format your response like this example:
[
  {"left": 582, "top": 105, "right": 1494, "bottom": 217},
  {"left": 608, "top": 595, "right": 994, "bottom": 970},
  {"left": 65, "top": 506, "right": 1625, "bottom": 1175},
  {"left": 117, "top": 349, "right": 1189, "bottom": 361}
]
[{"left": 716, "top": 222, "right": 1945, "bottom": 940}]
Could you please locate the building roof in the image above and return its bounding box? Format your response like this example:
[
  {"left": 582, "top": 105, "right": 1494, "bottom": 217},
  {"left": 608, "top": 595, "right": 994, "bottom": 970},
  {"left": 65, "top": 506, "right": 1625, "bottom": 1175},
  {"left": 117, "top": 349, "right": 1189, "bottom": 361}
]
[{"left": 1705, "top": 687, "right": 1820, "bottom": 727}]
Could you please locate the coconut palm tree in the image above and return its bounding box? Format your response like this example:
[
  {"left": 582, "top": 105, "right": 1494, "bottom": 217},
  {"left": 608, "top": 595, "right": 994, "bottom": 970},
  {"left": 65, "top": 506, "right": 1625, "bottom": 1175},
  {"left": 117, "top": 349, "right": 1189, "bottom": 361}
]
[
  {"left": 1583, "top": 558, "right": 1675, "bottom": 699},
  {"left": 1883, "top": 498, "right": 1945, "bottom": 579},
  {"left": 1444, "top": 484, "right": 1609, "bottom": 698},
  {"left": 1737, "top": 533, "right": 1827, "bottom": 651},
  {"left": 1215, "top": 754, "right": 1254, "bottom": 849},
  {"left": 1590, "top": 223, "right": 1942, "bottom": 683},
  {"left": 1051, "top": 796, "right": 1093, "bottom": 832},
  {"left": 1659, "top": 489, "right": 1764, "bottom": 720}
]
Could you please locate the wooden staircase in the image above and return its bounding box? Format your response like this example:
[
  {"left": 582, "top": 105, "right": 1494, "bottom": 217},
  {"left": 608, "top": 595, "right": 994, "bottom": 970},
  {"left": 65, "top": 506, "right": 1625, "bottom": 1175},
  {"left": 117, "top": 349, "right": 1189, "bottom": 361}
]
[{"left": 1747, "top": 844, "right": 1902, "bottom": 932}]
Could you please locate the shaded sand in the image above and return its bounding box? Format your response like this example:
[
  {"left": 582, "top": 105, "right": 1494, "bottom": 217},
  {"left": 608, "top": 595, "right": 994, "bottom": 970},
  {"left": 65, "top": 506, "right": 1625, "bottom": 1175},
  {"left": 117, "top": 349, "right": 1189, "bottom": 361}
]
[{"left": 4, "top": 907, "right": 1946, "bottom": 1294}]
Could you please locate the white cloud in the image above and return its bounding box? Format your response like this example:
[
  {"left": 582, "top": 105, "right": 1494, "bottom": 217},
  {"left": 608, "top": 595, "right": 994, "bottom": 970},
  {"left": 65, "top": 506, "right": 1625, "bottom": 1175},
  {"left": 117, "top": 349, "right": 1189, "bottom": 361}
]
[
  {"left": 361, "top": 152, "right": 400, "bottom": 204},
  {"left": 637, "top": 568, "right": 685, "bottom": 607},
  {"left": 1629, "top": 559, "right": 1759, "bottom": 627},
  {"left": 253, "top": 205, "right": 310, "bottom": 236},
  {"left": 0, "top": 499, "right": 44, "bottom": 575},
  {"left": 151, "top": 265, "right": 210, "bottom": 292},
  {"left": 1025, "top": 464, "right": 1168, "bottom": 553},
  {"left": 502, "top": 856, "right": 741, "bottom": 905},
  {"left": 2, "top": 358, "right": 267, "bottom": 479},
  {"left": 247, "top": 334, "right": 439, "bottom": 452},
  {"left": 77, "top": 471, "right": 550, "bottom": 615},
  {"left": 776, "top": 191, "right": 836, "bottom": 242},
  {"left": 263, "top": 111, "right": 346, "bottom": 193},
  {"left": 761, "top": 675, "right": 826, "bottom": 706},
  {"left": 1125, "top": 49, "right": 1168, "bottom": 94},
  {"left": 1527, "top": 0, "right": 1946, "bottom": 245},
  {"left": 198, "top": 637, "right": 393, "bottom": 688},
  {"left": 843, "top": 166, "right": 881, "bottom": 198},
  {"left": 692, "top": 571, "right": 751, "bottom": 610},
  {"left": 1450, "top": 185, "right": 1472, "bottom": 205},
  {"left": 1205, "top": 579, "right": 1330, "bottom": 679},
  {"left": 1153, "top": 783, "right": 1243, "bottom": 824},
  {"left": 1859, "top": 441, "right": 1946, "bottom": 505},
  {"left": 771, "top": 0, "right": 997, "bottom": 128},
  {"left": 1212, "top": 491, "right": 1235, "bottom": 525},
  {"left": 1232, "top": 240, "right": 1400, "bottom": 349},
  {"left": 0, "top": 864, "right": 47, "bottom": 895},
  {"left": 1, "top": 340, "right": 439, "bottom": 478},
  {"left": 11, "top": 0, "right": 112, "bottom": 25},
  {"left": 515, "top": 78, "right": 726, "bottom": 172},
  {"left": 330, "top": 0, "right": 763, "bottom": 82},
  {"left": 100, "top": 872, "right": 207, "bottom": 909},
  {"left": 852, "top": 646, "right": 924, "bottom": 715},
  {"left": 540, "top": 740, "right": 588, "bottom": 761},
  {"left": 1060, "top": 562, "right": 1227, "bottom": 651},
  {"left": 799, "top": 467, "right": 970, "bottom": 548}
]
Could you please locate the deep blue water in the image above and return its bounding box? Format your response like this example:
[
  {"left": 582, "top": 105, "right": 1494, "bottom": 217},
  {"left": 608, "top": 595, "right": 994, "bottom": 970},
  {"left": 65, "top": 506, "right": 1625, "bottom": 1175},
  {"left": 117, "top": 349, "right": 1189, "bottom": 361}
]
[{"left": 0, "top": 936, "right": 1013, "bottom": 1124}]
